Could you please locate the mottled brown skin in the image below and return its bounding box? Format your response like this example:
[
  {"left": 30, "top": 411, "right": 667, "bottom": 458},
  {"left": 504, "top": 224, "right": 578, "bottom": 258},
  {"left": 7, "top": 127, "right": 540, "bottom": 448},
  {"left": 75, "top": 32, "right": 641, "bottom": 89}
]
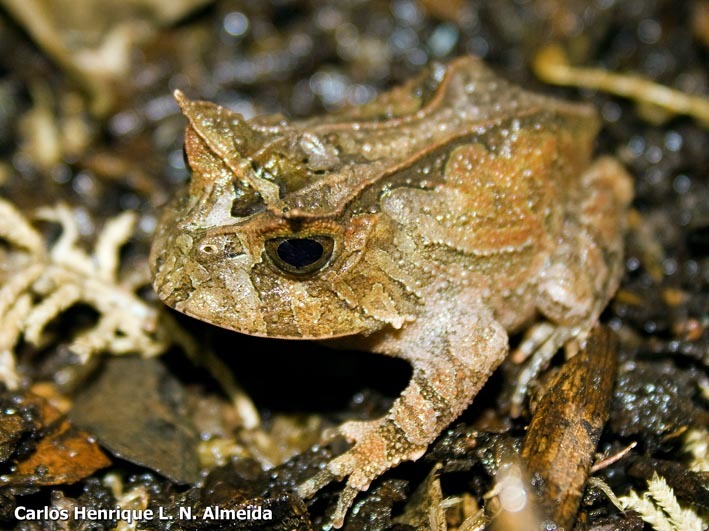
[{"left": 150, "top": 56, "right": 632, "bottom": 527}]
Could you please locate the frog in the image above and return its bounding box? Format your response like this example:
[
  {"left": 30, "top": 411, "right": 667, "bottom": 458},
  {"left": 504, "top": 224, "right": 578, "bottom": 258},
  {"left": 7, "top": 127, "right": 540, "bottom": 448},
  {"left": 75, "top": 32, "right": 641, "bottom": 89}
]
[{"left": 149, "top": 55, "right": 633, "bottom": 527}]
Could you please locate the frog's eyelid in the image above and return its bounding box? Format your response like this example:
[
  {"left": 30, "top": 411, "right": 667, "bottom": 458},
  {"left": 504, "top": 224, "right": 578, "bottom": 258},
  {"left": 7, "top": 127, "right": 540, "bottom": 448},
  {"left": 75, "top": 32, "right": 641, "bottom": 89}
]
[{"left": 182, "top": 145, "right": 190, "bottom": 172}]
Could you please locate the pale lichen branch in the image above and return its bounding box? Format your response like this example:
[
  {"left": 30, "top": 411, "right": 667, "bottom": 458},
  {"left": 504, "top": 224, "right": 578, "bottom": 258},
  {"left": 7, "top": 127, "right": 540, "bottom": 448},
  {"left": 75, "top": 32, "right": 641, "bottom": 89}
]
[{"left": 0, "top": 198, "right": 166, "bottom": 388}]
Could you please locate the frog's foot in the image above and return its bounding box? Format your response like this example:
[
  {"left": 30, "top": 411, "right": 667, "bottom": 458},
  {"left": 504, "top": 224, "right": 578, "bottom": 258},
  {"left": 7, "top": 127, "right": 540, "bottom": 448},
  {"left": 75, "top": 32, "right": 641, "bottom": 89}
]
[
  {"left": 298, "top": 417, "right": 428, "bottom": 528},
  {"left": 509, "top": 322, "right": 588, "bottom": 417},
  {"left": 510, "top": 322, "right": 556, "bottom": 364}
]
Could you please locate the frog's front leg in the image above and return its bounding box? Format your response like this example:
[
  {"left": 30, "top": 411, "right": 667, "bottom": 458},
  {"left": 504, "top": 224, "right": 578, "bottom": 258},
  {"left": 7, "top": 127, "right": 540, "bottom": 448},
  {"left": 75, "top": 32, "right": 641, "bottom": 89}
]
[{"left": 299, "top": 301, "right": 508, "bottom": 528}]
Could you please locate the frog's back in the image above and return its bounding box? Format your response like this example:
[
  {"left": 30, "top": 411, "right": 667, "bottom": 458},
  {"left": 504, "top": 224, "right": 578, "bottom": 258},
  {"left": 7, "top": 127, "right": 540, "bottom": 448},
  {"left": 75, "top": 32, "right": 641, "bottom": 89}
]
[
  {"left": 280, "top": 56, "right": 600, "bottom": 218},
  {"left": 305, "top": 57, "right": 603, "bottom": 292}
]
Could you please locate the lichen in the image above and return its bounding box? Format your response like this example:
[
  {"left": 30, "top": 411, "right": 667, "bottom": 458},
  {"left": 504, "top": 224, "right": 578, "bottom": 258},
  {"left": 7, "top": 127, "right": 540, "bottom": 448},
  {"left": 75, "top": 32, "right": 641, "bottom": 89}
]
[{"left": 0, "top": 198, "right": 168, "bottom": 389}]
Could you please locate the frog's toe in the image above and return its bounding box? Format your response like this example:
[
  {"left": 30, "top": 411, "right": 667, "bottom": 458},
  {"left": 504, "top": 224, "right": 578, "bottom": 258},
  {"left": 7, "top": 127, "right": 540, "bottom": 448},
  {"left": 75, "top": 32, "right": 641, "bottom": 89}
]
[
  {"left": 510, "top": 323, "right": 587, "bottom": 417},
  {"left": 510, "top": 321, "right": 556, "bottom": 363},
  {"left": 329, "top": 485, "right": 360, "bottom": 529},
  {"left": 336, "top": 418, "right": 380, "bottom": 443}
]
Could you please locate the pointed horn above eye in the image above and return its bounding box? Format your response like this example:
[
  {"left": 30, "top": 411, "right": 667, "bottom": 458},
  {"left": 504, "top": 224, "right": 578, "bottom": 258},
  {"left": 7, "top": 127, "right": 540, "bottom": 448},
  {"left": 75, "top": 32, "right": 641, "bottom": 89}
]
[
  {"left": 173, "top": 90, "right": 283, "bottom": 211},
  {"left": 173, "top": 89, "right": 189, "bottom": 109}
]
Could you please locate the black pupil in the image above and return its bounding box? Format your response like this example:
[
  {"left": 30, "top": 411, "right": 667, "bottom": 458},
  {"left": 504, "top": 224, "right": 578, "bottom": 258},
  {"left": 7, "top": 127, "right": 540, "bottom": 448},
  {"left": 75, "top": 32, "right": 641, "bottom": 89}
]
[{"left": 276, "top": 239, "right": 324, "bottom": 269}]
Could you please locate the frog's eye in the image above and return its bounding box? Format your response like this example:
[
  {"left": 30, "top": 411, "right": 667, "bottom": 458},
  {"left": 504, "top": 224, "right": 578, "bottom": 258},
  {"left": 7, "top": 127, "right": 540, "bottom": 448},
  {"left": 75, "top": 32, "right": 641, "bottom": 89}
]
[{"left": 265, "top": 235, "right": 334, "bottom": 276}]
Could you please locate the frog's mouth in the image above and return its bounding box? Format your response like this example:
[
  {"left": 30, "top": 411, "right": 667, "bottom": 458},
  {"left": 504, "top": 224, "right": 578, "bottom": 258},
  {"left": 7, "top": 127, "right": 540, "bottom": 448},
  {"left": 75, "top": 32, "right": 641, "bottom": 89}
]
[{"left": 170, "top": 271, "right": 376, "bottom": 341}]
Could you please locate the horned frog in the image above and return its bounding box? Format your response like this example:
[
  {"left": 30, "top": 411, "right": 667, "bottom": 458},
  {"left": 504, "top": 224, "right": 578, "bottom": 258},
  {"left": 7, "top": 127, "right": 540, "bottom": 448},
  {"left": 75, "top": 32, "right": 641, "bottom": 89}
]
[{"left": 150, "top": 56, "right": 632, "bottom": 527}]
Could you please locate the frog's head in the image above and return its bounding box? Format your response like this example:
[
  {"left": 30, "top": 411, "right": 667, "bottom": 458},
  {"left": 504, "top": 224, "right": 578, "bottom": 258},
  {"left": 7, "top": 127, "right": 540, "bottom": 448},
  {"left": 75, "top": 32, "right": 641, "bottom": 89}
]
[{"left": 150, "top": 93, "right": 415, "bottom": 339}]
